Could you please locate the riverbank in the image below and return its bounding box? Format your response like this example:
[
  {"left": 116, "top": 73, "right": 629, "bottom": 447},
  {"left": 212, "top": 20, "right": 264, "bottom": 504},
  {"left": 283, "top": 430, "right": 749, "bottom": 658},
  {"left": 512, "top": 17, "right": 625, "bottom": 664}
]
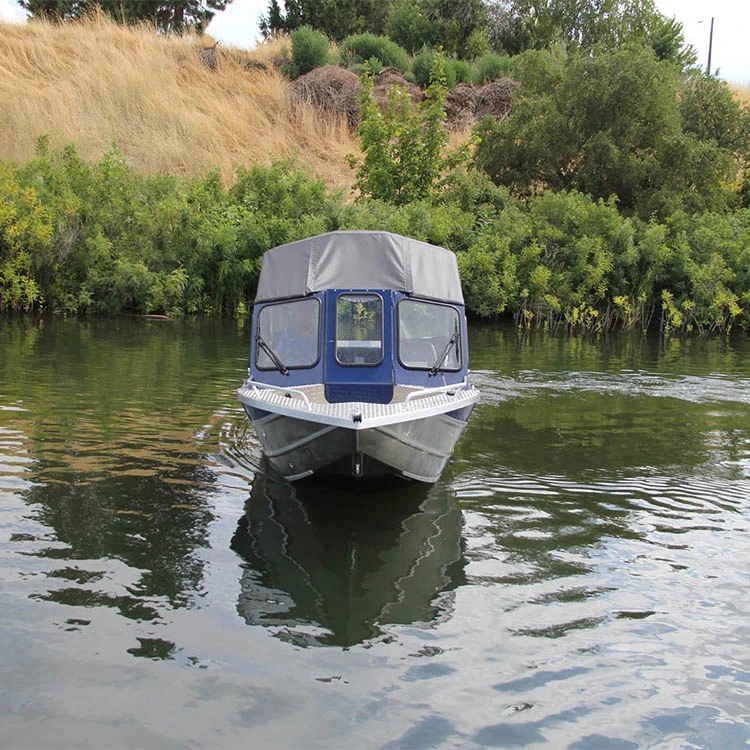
[
  {"left": 2, "top": 16, "right": 749, "bottom": 333},
  {"left": 2, "top": 141, "right": 750, "bottom": 333}
]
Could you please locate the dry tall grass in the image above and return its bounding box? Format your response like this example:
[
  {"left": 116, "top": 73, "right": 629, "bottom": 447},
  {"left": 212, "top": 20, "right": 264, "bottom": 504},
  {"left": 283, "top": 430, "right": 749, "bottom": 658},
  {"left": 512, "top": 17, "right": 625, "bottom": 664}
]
[
  {"left": 731, "top": 84, "right": 750, "bottom": 108},
  {"left": 0, "top": 14, "right": 358, "bottom": 191}
]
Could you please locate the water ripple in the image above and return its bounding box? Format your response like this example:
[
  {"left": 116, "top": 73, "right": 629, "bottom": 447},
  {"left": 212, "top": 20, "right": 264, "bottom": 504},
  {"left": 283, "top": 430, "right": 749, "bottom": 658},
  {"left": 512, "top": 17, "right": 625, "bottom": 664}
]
[
  {"left": 473, "top": 369, "right": 750, "bottom": 406},
  {"left": 2, "top": 320, "right": 748, "bottom": 749}
]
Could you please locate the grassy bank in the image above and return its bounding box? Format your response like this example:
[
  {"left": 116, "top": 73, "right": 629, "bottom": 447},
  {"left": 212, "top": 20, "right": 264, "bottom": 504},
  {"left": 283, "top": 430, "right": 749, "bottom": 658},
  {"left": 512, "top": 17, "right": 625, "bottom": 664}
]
[
  {"left": 732, "top": 84, "right": 750, "bottom": 108},
  {"left": 0, "top": 15, "right": 358, "bottom": 191}
]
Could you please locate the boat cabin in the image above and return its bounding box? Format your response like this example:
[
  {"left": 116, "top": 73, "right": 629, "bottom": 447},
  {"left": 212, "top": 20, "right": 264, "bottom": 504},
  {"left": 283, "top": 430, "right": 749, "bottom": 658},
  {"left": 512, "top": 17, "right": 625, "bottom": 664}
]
[{"left": 248, "top": 230, "right": 470, "bottom": 402}]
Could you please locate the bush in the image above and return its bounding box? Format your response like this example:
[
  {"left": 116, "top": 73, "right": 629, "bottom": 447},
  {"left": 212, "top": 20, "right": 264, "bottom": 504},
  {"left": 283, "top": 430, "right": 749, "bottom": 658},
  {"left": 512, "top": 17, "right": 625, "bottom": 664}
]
[
  {"left": 0, "top": 161, "right": 51, "bottom": 312},
  {"left": 6, "top": 136, "right": 750, "bottom": 333},
  {"left": 412, "top": 48, "right": 465, "bottom": 88},
  {"left": 339, "top": 33, "right": 410, "bottom": 73},
  {"left": 474, "top": 46, "right": 746, "bottom": 221},
  {"left": 447, "top": 58, "right": 473, "bottom": 86},
  {"left": 4, "top": 143, "right": 344, "bottom": 316},
  {"left": 348, "top": 55, "right": 453, "bottom": 205},
  {"left": 473, "top": 52, "right": 516, "bottom": 84},
  {"left": 465, "top": 28, "right": 491, "bottom": 59},
  {"left": 285, "top": 26, "right": 330, "bottom": 79},
  {"left": 415, "top": 50, "right": 489, "bottom": 89}
]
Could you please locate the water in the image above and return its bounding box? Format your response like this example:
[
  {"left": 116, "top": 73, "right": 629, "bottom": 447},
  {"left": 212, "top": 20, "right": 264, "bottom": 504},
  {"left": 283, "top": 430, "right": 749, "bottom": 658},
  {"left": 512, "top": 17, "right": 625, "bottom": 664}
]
[{"left": 1, "top": 317, "right": 748, "bottom": 749}]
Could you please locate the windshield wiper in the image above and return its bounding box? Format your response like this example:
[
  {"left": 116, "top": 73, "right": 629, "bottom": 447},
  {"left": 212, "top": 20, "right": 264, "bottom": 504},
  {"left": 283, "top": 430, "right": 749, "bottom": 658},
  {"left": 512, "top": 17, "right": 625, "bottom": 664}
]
[
  {"left": 257, "top": 335, "right": 288, "bottom": 375},
  {"left": 429, "top": 331, "right": 459, "bottom": 376}
]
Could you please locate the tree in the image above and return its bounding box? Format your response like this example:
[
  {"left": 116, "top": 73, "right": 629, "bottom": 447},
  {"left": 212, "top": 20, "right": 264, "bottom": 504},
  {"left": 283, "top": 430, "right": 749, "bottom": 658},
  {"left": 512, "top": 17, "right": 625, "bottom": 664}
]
[
  {"left": 260, "top": 0, "right": 388, "bottom": 41},
  {"left": 384, "top": 0, "right": 439, "bottom": 55},
  {"left": 485, "top": 0, "right": 694, "bottom": 65},
  {"left": 419, "top": 0, "right": 489, "bottom": 57},
  {"left": 679, "top": 73, "right": 750, "bottom": 156},
  {"left": 645, "top": 14, "right": 697, "bottom": 68},
  {"left": 348, "top": 57, "right": 453, "bottom": 205},
  {"left": 18, "top": 0, "right": 231, "bottom": 33},
  {"left": 474, "top": 46, "right": 743, "bottom": 219}
]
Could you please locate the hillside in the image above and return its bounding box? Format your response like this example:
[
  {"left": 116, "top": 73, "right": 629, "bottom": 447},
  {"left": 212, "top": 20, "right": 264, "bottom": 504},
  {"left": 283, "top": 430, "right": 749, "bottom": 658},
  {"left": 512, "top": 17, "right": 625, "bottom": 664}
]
[
  {"left": 0, "top": 14, "right": 359, "bottom": 192},
  {"left": 3, "top": 14, "right": 748, "bottom": 199}
]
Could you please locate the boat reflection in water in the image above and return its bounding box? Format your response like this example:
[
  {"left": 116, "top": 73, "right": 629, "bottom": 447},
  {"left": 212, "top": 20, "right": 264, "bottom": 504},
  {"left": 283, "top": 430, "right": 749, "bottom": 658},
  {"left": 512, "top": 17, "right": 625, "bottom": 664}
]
[{"left": 230, "top": 468, "right": 466, "bottom": 647}]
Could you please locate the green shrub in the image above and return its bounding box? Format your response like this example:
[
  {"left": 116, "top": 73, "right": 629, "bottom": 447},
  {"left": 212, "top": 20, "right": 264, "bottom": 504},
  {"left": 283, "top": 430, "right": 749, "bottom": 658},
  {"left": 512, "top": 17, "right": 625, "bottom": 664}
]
[
  {"left": 5, "top": 131, "right": 750, "bottom": 332},
  {"left": 339, "top": 33, "right": 410, "bottom": 73},
  {"left": 286, "top": 26, "right": 330, "bottom": 79},
  {"left": 473, "top": 52, "right": 516, "bottom": 84},
  {"left": 447, "top": 58, "right": 473, "bottom": 86},
  {"left": 0, "top": 161, "right": 51, "bottom": 312},
  {"left": 364, "top": 56, "right": 383, "bottom": 75},
  {"left": 5, "top": 143, "right": 344, "bottom": 316},
  {"left": 412, "top": 48, "right": 454, "bottom": 88},
  {"left": 465, "top": 28, "right": 491, "bottom": 59},
  {"left": 348, "top": 56, "right": 452, "bottom": 205}
]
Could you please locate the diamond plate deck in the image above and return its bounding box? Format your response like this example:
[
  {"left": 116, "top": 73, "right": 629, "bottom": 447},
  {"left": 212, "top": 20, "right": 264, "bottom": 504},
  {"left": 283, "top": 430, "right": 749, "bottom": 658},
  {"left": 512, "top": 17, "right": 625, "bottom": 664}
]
[{"left": 236, "top": 380, "right": 480, "bottom": 430}]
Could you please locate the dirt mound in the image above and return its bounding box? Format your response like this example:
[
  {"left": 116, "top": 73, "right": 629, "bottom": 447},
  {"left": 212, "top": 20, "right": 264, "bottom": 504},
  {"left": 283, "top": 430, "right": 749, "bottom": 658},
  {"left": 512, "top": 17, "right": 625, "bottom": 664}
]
[
  {"left": 445, "top": 79, "right": 519, "bottom": 130},
  {"left": 290, "top": 65, "right": 519, "bottom": 132},
  {"left": 290, "top": 65, "right": 361, "bottom": 129},
  {"left": 372, "top": 67, "right": 423, "bottom": 112},
  {"left": 475, "top": 78, "right": 519, "bottom": 121},
  {"left": 445, "top": 83, "right": 477, "bottom": 131}
]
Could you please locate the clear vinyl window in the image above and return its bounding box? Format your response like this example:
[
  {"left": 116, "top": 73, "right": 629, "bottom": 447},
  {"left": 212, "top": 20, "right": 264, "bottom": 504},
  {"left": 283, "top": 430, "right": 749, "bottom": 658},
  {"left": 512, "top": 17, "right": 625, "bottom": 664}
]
[
  {"left": 398, "top": 299, "right": 461, "bottom": 371},
  {"left": 335, "top": 294, "right": 384, "bottom": 366},
  {"left": 256, "top": 297, "right": 320, "bottom": 371}
]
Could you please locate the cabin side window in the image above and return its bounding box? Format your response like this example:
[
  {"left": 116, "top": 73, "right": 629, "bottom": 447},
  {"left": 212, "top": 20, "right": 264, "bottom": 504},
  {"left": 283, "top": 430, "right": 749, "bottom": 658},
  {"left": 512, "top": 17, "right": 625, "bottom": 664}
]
[
  {"left": 398, "top": 299, "right": 461, "bottom": 371},
  {"left": 256, "top": 297, "right": 320, "bottom": 370},
  {"left": 335, "top": 294, "right": 384, "bottom": 366}
]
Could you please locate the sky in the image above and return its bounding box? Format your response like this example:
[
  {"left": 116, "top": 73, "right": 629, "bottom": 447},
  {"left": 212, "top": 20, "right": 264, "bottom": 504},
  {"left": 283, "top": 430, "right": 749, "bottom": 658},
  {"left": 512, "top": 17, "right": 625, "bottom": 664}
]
[{"left": 1, "top": 0, "right": 748, "bottom": 84}]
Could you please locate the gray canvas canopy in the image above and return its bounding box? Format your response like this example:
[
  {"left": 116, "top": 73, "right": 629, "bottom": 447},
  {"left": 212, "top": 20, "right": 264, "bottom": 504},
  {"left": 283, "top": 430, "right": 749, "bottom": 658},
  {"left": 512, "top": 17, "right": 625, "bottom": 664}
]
[{"left": 254, "top": 230, "right": 464, "bottom": 304}]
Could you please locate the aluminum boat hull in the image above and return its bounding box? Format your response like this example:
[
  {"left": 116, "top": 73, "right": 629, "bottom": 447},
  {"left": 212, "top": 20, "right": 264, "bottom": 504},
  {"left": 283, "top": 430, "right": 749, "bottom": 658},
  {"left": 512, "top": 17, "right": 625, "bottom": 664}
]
[{"left": 237, "top": 382, "right": 478, "bottom": 482}]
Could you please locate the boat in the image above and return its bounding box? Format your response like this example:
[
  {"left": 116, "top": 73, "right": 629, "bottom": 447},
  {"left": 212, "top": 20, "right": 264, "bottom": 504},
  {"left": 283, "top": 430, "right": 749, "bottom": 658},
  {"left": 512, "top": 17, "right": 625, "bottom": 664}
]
[{"left": 236, "top": 230, "right": 480, "bottom": 483}]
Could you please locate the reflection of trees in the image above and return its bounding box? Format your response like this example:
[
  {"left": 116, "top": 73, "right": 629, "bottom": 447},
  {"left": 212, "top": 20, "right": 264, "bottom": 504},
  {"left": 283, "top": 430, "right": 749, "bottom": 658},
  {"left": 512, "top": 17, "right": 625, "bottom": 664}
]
[
  {"left": 463, "top": 474, "right": 643, "bottom": 574},
  {"left": 2, "top": 317, "right": 249, "bottom": 618},
  {"left": 468, "top": 322, "right": 750, "bottom": 379},
  {"left": 230, "top": 470, "right": 467, "bottom": 647},
  {"left": 460, "top": 392, "right": 710, "bottom": 476},
  {"left": 462, "top": 323, "right": 750, "bottom": 477},
  {"left": 25, "top": 465, "right": 215, "bottom": 611}
]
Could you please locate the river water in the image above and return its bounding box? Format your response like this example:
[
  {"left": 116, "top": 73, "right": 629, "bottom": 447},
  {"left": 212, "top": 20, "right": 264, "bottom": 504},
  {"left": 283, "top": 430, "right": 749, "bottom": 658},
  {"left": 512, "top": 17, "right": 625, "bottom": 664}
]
[{"left": 0, "top": 317, "right": 748, "bottom": 749}]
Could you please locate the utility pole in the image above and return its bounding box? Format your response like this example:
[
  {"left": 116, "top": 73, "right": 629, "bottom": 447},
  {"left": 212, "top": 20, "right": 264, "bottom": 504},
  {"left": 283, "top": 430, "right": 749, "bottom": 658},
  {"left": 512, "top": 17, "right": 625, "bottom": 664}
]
[{"left": 706, "top": 17, "right": 714, "bottom": 75}]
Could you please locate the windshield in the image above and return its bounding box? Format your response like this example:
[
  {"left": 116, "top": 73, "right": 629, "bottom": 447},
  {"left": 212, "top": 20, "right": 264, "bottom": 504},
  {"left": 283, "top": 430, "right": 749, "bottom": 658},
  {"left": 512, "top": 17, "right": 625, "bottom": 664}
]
[
  {"left": 398, "top": 299, "right": 461, "bottom": 371},
  {"left": 256, "top": 297, "right": 320, "bottom": 370},
  {"left": 335, "top": 294, "right": 383, "bottom": 366}
]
